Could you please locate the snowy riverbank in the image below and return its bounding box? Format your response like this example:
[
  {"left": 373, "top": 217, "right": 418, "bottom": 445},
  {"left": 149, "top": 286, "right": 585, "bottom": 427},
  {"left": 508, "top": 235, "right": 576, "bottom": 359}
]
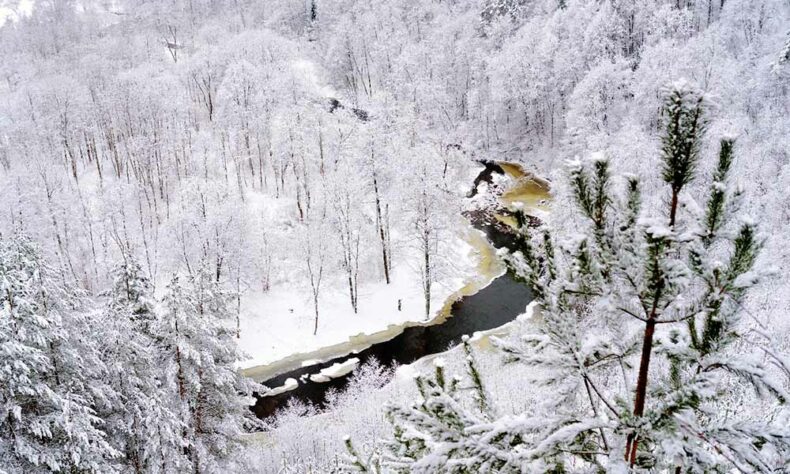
[{"left": 237, "top": 221, "right": 501, "bottom": 377}]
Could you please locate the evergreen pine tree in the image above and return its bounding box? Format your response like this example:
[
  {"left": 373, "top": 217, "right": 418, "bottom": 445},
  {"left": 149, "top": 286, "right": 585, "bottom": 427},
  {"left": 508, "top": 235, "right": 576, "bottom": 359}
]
[
  {"left": 97, "top": 256, "right": 185, "bottom": 473},
  {"left": 157, "top": 266, "right": 259, "bottom": 474},
  {"left": 344, "top": 337, "right": 505, "bottom": 473},
  {"left": 0, "top": 234, "right": 119, "bottom": 473}
]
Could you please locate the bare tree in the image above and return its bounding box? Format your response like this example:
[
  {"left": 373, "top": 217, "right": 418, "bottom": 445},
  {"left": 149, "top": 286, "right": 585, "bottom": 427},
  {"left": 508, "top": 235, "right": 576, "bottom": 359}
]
[
  {"left": 413, "top": 186, "right": 437, "bottom": 319},
  {"left": 300, "top": 216, "right": 327, "bottom": 335},
  {"left": 406, "top": 164, "right": 445, "bottom": 320},
  {"left": 330, "top": 177, "right": 362, "bottom": 313},
  {"left": 370, "top": 156, "right": 392, "bottom": 284},
  {"left": 162, "top": 25, "right": 181, "bottom": 63}
]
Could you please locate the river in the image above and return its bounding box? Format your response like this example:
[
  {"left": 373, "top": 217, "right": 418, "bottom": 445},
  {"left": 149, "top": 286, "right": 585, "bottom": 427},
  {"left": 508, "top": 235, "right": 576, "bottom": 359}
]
[{"left": 248, "top": 160, "right": 550, "bottom": 420}]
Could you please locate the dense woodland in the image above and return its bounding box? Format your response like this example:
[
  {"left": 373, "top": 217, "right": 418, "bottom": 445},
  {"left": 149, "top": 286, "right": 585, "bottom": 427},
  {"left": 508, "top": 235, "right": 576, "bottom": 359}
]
[{"left": 1, "top": 0, "right": 789, "bottom": 472}]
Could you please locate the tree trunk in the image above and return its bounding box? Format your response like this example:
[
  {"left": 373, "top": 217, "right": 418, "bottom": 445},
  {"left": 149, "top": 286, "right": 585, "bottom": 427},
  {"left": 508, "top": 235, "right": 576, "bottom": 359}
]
[
  {"left": 236, "top": 272, "right": 241, "bottom": 338},
  {"left": 313, "top": 294, "right": 319, "bottom": 335},
  {"left": 625, "top": 317, "right": 656, "bottom": 464},
  {"left": 175, "top": 320, "right": 186, "bottom": 400},
  {"left": 423, "top": 237, "right": 431, "bottom": 319},
  {"left": 669, "top": 188, "right": 679, "bottom": 227},
  {"left": 373, "top": 172, "right": 391, "bottom": 284}
]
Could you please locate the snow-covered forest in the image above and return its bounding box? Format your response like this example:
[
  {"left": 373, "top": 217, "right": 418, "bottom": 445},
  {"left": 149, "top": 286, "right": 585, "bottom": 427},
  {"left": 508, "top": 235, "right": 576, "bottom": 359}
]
[{"left": 1, "top": 0, "right": 789, "bottom": 472}]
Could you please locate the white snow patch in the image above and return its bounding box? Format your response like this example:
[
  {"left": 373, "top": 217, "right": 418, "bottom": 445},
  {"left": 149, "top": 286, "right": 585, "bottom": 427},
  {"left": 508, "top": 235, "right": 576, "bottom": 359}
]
[
  {"left": 517, "top": 302, "right": 539, "bottom": 322},
  {"left": 290, "top": 59, "right": 338, "bottom": 99},
  {"left": 308, "top": 358, "right": 360, "bottom": 383},
  {"left": 394, "top": 364, "right": 419, "bottom": 381},
  {"left": 264, "top": 378, "right": 298, "bottom": 397}
]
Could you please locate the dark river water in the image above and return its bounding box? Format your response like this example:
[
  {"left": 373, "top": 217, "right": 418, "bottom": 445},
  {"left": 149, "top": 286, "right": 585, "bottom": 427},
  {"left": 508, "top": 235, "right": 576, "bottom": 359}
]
[{"left": 251, "top": 162, "right": 533, "bottom": 420}]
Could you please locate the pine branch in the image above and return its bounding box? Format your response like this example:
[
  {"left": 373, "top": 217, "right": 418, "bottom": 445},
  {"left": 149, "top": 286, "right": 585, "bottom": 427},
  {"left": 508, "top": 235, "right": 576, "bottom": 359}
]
[
  {"left": 660, "top": 84, "right": 707, "bottom": 226},
  {"left": 462, "top": 336, "right": 492, "bottom": 417},
  {"left": 702, "top": 139, "right": 735, "bottom": 244}
]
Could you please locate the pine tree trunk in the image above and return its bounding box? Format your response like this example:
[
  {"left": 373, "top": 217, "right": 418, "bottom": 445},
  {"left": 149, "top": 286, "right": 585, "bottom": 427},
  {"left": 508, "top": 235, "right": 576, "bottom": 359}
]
[
  {"left": 669, "top": 188, "right": 679, "bottom": 227},
  {"left": 626, "top": 179, "right": 678, "bottom": 464},
  {"left": 175, "top": 320, "right": 186, "bottom": 400},
  {"left": 626, "top": 317, "right": 656, "bottom": 464}
]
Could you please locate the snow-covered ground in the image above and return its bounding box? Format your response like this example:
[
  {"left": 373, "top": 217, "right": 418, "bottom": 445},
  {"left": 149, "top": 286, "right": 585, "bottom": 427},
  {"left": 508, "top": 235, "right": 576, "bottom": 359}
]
[{"left": 237, "top": 226, "right": 482, "bottom": 371}]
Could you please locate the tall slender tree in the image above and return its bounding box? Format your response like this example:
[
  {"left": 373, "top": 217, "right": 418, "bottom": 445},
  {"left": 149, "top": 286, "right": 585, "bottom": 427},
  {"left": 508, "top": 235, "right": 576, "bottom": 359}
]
[
  {"left": 98, "top": 256, "right": 184, "bottom": 473},
  {"left": 157, "top": 266, "right": 259, "bottom": 473}
]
